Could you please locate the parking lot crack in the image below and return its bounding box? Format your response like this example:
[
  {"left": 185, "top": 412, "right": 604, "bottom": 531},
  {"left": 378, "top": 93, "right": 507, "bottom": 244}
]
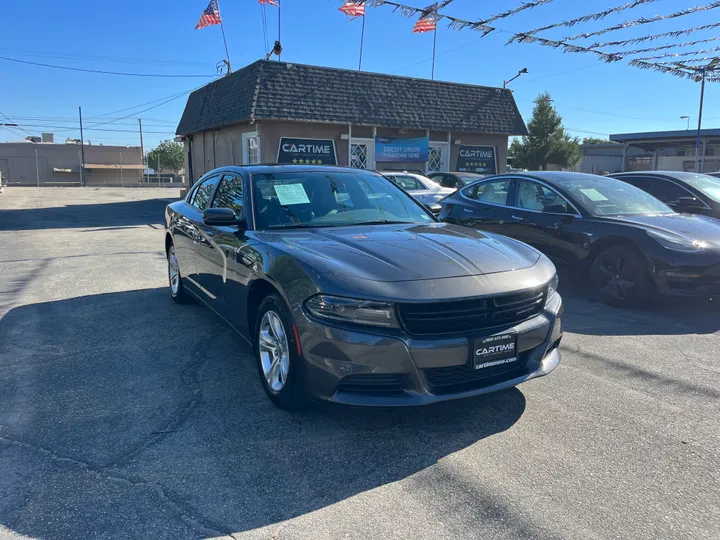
[
  {"left": 102, "top": 324, "right": 226, "bottom": 469},
  {"left": 0, "top": 426, "right": 235, "bottom": 539}
]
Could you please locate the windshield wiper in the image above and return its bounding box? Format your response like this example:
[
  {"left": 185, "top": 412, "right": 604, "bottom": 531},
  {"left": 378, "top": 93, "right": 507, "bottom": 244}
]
[{"left": 348, "top": 220, "right": 417, "bottom": 226}]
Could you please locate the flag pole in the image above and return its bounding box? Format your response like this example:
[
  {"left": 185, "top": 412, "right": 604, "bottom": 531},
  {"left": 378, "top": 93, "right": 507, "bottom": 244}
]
[
  {"left": 359, "top": 13, "right": 366, "bottom": 71},
  {"left": 431, "top": 25, "right": 437, "bottom": 80},
  {"left": 217, "top": 0, "right": 232, "bottom": 73},
  {"left": 278, "top": 1, "right": 282, "bottom": 60}
]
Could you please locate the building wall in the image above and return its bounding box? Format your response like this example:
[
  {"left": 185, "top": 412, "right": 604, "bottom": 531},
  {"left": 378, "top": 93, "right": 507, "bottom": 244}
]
[
  {"left": 0, "top": 142, "right": 142, "bottom": 186},
  {"left": 182, "top": 120, "right": 511, "bottom": 181}
]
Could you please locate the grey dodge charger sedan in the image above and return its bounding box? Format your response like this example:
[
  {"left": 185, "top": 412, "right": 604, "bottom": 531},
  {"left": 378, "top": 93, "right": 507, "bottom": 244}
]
[{"left": 165, "top": 165, "right": 563, "bottom": 409}]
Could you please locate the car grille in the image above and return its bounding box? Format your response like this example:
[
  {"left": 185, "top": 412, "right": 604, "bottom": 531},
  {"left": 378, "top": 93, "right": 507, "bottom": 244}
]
[
  {"left": 398, "top": 287, "right": 546, "bottom": 336},
  {"left": 424, "top": 352, "right": 531, "bottom": 394},
  {"left": 336, "top": 374, "right": 404, "bottom": 393}
]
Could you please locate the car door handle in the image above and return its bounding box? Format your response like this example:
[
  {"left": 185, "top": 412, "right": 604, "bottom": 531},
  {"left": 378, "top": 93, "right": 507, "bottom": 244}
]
[{"left": 511, "top": 215, "right": 524, "bottom": 221}]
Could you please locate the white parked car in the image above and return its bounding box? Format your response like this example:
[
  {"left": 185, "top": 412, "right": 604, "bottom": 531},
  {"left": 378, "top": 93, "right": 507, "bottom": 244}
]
[{"left": 380, "top": 171, "right": 456, "bottom": 214}]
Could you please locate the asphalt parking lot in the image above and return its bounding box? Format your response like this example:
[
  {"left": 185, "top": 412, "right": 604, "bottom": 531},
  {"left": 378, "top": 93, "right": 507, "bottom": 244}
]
[{"left": 1, "top": 187, "right": 719, "bottom": 540}]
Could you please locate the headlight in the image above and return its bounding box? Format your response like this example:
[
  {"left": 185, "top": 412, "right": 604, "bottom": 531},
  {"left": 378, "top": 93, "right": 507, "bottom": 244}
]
[
  {"left": 647, "top": 229, "right": 709, "bottom": 253},
  {"left": 546, "top": 274, "right": 559, "bottom": 305},
  {"left": 304, "top": 295, "right": 400, "bottom": 328}
]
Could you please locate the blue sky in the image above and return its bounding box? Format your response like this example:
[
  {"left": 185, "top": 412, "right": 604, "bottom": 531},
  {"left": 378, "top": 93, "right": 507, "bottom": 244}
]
[{"left": 1, "top": 0, "right": 718, "bottom": 150}]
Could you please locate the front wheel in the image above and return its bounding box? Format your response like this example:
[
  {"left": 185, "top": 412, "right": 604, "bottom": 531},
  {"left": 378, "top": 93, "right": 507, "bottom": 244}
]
[
  {"left": 590, "top": 246, "right": 652, "bottom": 308},
  {"left": 254, "top": 294, "right": 308, "bottom": 410},
  {"left": 168, "top": 244, "right": 192, "bottom": 304}
]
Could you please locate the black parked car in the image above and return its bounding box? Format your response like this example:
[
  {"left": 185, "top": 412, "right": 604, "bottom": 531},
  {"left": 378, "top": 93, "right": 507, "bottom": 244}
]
[
  {"left": 609, "top": 171, "right": 720, "bottom": 220},
  {"left": 440, "top": 171, "right": 720, "bottom": 307},
  {"left": 165, "top": 165, "right": 563, "bottom": 409},
  {"left": 428, "top": 171, "right": 486, "bottom": 189}
]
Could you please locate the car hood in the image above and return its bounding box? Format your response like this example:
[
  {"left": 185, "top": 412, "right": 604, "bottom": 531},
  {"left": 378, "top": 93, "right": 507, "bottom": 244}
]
[
  {"left": 256, "top": 223, "right": 540, "bottom": 282},
  {"left": 606, "top": 213, "right": 720, "bottom": 245}
]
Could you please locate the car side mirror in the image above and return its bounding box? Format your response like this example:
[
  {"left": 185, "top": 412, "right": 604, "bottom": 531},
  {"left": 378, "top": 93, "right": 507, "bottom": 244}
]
[{"left": 202, "top": 207, "right": 245, "bottom": 227}]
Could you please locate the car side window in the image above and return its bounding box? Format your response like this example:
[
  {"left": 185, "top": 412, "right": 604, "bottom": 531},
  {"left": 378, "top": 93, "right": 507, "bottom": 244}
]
[
  {"left": 623, "top": 176, "right": 691, "bottom": 204},
  {"left": 463, "top": 179, "right": 512, "bottom": 206},
  {"left": 211, "top": 174, "right": 244, "bottom": 213},
  {"left": 191, "top": 175, "right": 220, "bottom": 211},
  {"left": 516, "top": 179, "right": 575, "bottom": 214},
  {"left": 390, "top": 175, "right": 422, "bottom": 191},
  {"left": 439, "top": 175, "right": 458, "bottom": 188}
]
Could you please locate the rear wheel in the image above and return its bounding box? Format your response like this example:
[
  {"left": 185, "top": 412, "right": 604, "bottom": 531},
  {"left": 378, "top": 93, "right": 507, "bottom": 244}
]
[
  {"left": 254, "top": 294, "right": 308, "bottom": 410},
  {"left": 590, "top": 245, "right": 652, "bottom": 307},
  {"left": 168, "top": 244, "right": 192, "bottom": 304}
]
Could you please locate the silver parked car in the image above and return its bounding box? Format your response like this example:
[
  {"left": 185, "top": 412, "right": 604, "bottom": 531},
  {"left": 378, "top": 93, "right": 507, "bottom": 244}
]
[{"left": 380, "top": 171, "right": 456, "bottom": 212}]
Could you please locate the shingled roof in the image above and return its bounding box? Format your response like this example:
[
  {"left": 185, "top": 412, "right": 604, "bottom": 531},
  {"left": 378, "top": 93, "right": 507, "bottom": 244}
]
[{"left": 176, "top": 60, "right": 527, "bottom": 136}]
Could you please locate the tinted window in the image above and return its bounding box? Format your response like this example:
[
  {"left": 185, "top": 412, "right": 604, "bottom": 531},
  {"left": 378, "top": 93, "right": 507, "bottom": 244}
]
[
  {"left": 561, "top": 176, "right": 672, "bottom": 216},
  {"left": 252, "top": 170, "right": 433, "bottom": 230},
  {"left": 669, "top": 172, "right": 720, "bottom": 203},
  {"left": 191, "top": 175, "right": 220, "bottom": 211},
  {"left": 457, "top": 174, "right": 485, "bottom": 185},
  {"left": 463, "top": 179, "right": 511, "bottom": 206},
  {"left": 387, "top": 174, "right": 422, "bottom": 191},
  {"left": 212, "top": 174, "right": 244, "bottom": 213},
  {"left": 516, "top": 179, "right": 575, "bottom": 214},
  {"left": 621, "top": 176, "right": 691, "bottom": 204}
]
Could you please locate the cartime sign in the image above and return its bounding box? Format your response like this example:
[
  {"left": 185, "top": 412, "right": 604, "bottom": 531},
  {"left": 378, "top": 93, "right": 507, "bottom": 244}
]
[
  {"left": 456, "top": 145, "right": 497, "bottom": 174},
  {"left": 277, "top": 137, "right": 337, "bottom": 165}
]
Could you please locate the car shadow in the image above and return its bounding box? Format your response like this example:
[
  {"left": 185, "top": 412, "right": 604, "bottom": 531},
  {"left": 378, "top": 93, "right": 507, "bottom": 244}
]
[
  {"left": 0, "top": 198, "right": 175, "bottom": 231},
  {"left": 0, "top": 288, "right": 527, "bottom": 539},
  {"left": 557, "top": 268, "right": 720, "bottom": 336}
]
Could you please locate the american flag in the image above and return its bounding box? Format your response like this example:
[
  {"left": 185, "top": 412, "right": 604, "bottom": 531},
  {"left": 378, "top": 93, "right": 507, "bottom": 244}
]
[
  {"left": 195, "top": 0, "right": 222, "bottom": 30},
  {"left": 339, "top": 1, "right": 365, "bottom": 19},
  {"left": 413, "top": 1, "right": 440, "bottom": 33},
  {"left": 259, "top": 0, "right": 279, "bottom": 6},
  {"left": 412, "top": 15, "right": 437, "bottom": 33}
]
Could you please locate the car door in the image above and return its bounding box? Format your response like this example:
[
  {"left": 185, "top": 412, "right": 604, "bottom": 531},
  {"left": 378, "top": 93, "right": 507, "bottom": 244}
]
[
  {"left": 445, "top": 178, "right": 516, "bottom": 235},
  {"left": 194, "top": 172, "right": 255, "bottom": 331},
  {"left": 509, "top": 179, "right": 586, "bottom": 264},
  {"left": 181, "top": 174, "right": 221, "bottom": 298},
  {"left": 173, "top": 175, "right": 220, "bottom": 288}
]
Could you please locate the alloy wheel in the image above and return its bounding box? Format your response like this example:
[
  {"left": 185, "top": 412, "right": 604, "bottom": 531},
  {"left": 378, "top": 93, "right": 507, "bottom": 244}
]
[
  {"left": 168, "top": 246, "right": 180, "bottom": 295},
  {"left": 595, "top": 253, "right": 637, "bottom": 301},
  {"left": 258, "top": 311, "right": 290, "bottom": 392}
]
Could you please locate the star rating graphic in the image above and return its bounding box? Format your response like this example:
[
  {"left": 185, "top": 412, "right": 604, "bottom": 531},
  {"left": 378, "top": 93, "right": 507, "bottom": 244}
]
[{"left": 290, "top": 158, "right": 324, "bottom": 164}]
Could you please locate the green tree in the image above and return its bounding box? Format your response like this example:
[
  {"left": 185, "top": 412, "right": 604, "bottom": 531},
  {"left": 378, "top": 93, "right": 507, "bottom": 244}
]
[
  {"left": 509, "top": 92, "right": 580, "bottom": 170},
  {"left": 147, "top": 140, "right": 184, "bottom": 172},
  {"left": 582, "top": 137, "right": 615, "bottom": 145}
]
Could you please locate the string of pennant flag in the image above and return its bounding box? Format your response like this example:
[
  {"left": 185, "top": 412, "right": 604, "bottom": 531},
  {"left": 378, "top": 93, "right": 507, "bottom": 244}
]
[{"left": 195, "top": 0, "right": 720, "bottom": 84}]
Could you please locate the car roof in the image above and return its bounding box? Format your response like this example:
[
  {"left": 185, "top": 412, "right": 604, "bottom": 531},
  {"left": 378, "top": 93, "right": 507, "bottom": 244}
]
[
  {"left": 202, "top": 164, "right": 371, "bottom": 176},
  {"left": 482, "top": 171, "right": 613, "bottom": 186},
  {"left": 610, "top": 170, "right": 714, "bottom": 182}
]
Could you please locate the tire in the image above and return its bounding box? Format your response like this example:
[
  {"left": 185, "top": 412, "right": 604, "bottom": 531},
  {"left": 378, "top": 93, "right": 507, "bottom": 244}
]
[
  {"left": 590, "top": 245, "right": 652, "bottom": 308},
  {"left": 254, "top": 294, "right": 308, "bottom": 410},
  {"left": 167, "top": 243, "right": 192, "bottom": 304}
]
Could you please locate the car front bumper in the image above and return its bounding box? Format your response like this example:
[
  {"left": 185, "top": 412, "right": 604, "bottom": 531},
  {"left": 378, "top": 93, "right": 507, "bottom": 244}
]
[{"left": 295, "top": 292, "right": 563, "bottom": 406}]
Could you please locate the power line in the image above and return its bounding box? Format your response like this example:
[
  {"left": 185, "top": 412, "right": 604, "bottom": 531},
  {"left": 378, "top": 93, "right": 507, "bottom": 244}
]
[
  {"left": 9, "top": 123, "right": 176, "bottom": 134},
  {"left": 0, "top": 48, "right": 210, "bottom": 68},
  {"left": 84, "top": 84, "right": 204, "bottom": 121},
  {"left": 0, "top": 111, "right": 34, "bottom": 136},
  {"left": 0, "top": 55, "right": 218, "bottom": 78}
]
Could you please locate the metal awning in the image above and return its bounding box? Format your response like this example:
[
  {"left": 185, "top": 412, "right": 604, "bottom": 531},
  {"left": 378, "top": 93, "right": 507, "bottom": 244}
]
[{"left": 83, "top": 164, "right": 145, "bottom": 170}]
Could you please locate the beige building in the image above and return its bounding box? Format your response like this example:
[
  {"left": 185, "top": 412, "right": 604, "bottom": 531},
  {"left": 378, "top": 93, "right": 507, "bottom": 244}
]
[
  {"left": 176, "top": 60, "right": 527, "bottom": 183},
  {"left": 0, "top": 137, "right": 144, "bottom": 186}
]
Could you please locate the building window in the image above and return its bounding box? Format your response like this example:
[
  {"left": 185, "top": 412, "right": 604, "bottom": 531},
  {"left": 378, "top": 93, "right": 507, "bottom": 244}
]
[
  {"left": 351, "top": 143, "right": 369, "bottom": 169},
  {"left": 428, "top": 146, "right": 443, "bottom": 172},
  {"left": 242, "top": 132, "right": 260, "bottom": 165}
]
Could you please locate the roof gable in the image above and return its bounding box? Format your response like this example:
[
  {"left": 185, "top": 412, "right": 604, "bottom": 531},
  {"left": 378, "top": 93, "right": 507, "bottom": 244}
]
[{"left": 177, "top": 60, "right": 527, "bottom": 136}]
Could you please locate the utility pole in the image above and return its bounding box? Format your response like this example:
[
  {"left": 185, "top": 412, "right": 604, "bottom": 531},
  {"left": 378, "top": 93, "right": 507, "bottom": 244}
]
[
  {"left": 120, "top": 153, "right": 124, "bottom": 187},
  {"left": 138, "top": 118, "right": 145, "bottom": 184},
  {"left": 695, "top": 68, "right": 706, "bottom": 173},
  {"left": 35, "top": 147, "right": 40, "bottom": 188},
  {"left": 78, "top": 106, "right": 87, "bottom": 187}
]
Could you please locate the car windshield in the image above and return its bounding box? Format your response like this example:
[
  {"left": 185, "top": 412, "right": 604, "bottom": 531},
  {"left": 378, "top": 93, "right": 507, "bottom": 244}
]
[
  {"left": 671, "top": 172, "right": 720, "bottom": 203},
  {"left": 252, "top": 170, "right": 434, "bottom": 229},
  {"left": 561, "top": 176, "right": 674, "bottom": 216}
]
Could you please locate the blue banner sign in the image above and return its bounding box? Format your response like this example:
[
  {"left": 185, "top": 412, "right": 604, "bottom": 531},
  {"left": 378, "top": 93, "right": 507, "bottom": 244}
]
[{"left": 375, "top": 136, "right": 429, "bottom": 162}]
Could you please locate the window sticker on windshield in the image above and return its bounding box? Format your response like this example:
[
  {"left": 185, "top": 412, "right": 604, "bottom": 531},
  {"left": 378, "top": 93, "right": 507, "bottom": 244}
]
[
  {"left": 579, "top": 188, "right": 608, "bottom": 202},
  {"left": 274, "top": 184, "right": 310, "bottom": 205}
]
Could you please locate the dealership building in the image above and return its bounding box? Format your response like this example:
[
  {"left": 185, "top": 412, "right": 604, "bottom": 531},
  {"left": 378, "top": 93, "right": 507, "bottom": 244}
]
[{"left": 175, "top": 60, "right": 527, "bottom": 183}]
